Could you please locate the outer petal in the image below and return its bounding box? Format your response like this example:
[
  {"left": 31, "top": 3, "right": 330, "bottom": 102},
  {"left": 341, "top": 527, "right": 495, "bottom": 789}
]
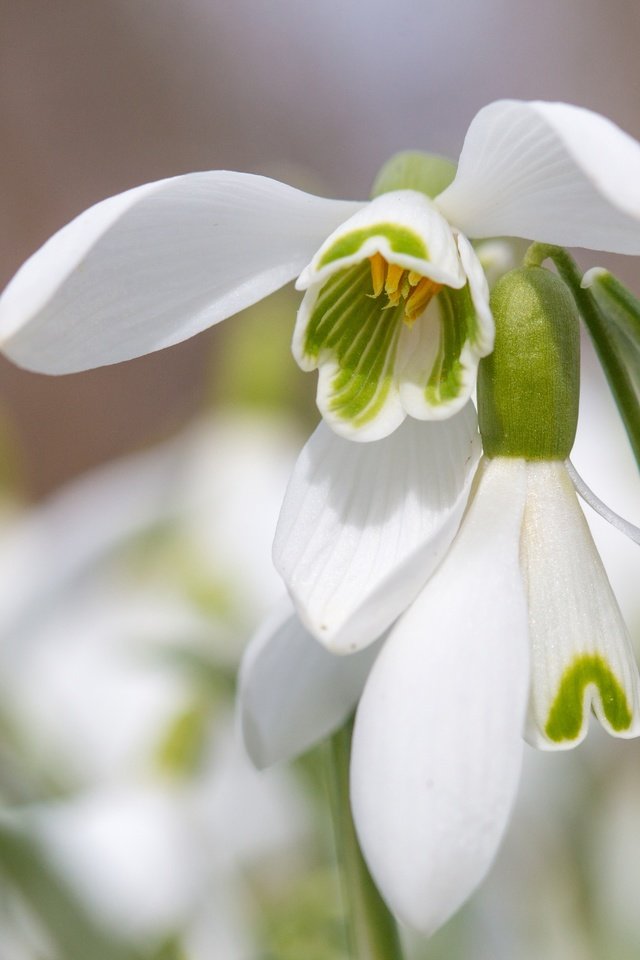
[
  {"left": 238, "top": 598, "right": 381, "bottom": 768},
  {"left": 522, "top": 461, "right": 640, "bottom": 749},
  {"left": 350, "top": 456, "right": 529, "bottom": 935},
  {"left": 273, "top": 405, "right": 481, "bottom": 653},
  {"left": 436, "top": 100, "right": 640, "bottom": 253},
  {"left": 0, "top": 172, "right": 362, "bottom": 373}
]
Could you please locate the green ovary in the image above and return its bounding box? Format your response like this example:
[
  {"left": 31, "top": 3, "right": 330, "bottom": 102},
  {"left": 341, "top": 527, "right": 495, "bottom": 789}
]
[
  {"left": 318, "top": 224, "right": 428, "bottom": 268},
  {"left": 545, "top": 654, "right": 632, "bottom": 742}
]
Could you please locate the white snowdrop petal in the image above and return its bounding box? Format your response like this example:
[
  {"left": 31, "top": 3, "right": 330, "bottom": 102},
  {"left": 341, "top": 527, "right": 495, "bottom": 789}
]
[
  {"left": 0, "top": 172, "right": 361, "bottom": 373},
  {"left": 273, "top": 405, "right": 481, "bottom": 653},
  {"left": 351, "top": 456, "right": 530, "bottom": 935},
  {"left": 522, "top": 460, "right": 640, "bottom": 749},
  {"left": 437, "top": 100, "right": 640, "bottom": 253},
  {"left": 238, "top": 599, "right": 381, "bottom": 768}
]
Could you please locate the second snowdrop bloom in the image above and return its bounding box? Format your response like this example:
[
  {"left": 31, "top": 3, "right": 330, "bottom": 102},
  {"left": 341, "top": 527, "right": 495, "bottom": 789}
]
[
  {"left": 354, "top": 267, "right": 640, "bottom": 933},
  {"left": 240, "top": 267, "right": 640, "bottom": 935},
  {"left": 4, "top": 102, "right": 640, "bottom": 441}
]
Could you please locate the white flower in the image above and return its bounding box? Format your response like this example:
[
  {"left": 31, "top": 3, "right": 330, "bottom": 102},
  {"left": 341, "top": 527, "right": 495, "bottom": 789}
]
[
  {"left": 240, "top": 452, "right": 640, "bottom": 934},
  {"left": 4, "top": 96, "right": 640, "bottom": 941},
  {"left": 0, "top": 413, "right": 307, "bottom": 957},
  {"left": 3, "top": 100, "right": 640, "bottom": 441}
]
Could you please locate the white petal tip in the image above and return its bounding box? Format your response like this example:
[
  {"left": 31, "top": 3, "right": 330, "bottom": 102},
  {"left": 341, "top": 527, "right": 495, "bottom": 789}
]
[{"left": 581, "top": 267, "right": 608, "bottom": 289}]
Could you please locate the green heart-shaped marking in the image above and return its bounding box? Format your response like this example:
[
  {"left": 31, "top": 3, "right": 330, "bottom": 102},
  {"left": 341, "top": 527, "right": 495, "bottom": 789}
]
[{"left": 545, "top": 653, "right": 632, "bottom": 742}]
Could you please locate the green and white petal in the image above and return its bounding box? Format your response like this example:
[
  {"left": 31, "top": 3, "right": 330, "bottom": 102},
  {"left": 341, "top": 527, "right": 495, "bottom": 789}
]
[
  {"left": 0, "top": 172, "right": 361, "bottom": 373},
  {"left": 273, "top": 405, "right": 480, "bottom": 654},
  {"left": 522, "top": 460, "right": 640, "bottom": 750},
  {"left": 456, "top": 233, "right": 494, "bottom": 356},
  {"left": 294, "top": 261, "right": 408, "bottom": 440},
  {"left": 436, "top": 99, "right": 640, "bottom": 254},
  {"left": 350, "top": 456, "right": 529, "bottom": 935},
  {"left": 296, "top": 190, "right": 465, "bottom": 292},
  {"left": 238, "top": 598, "right": 381, "bottom": 768},
  {"left": 398, "top": 234, "right": 493, "bottom": 419}
]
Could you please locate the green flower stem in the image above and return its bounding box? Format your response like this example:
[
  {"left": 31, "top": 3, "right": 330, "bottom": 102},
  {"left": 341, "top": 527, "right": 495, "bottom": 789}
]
[
  {"left": 524, "top": 243, "right": 640, "bottom": 469},
  {"left": 587, "top": 269, "right": 640, "bottom": 342},
  {"left": 326, "top": 720, "right": 404, "bottom": 960}
]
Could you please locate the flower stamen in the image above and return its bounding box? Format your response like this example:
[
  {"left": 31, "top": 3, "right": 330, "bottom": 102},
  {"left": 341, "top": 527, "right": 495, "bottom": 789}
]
[
  {"left": 405, "top": 277, "right": 442, "bottom": 325},
  {"left": 385, "top": 262, "right": 405, "bottom": 297},
  {"left": 368, "top": 254, "right": 442, "bottom": 325},
  {"left": 369, "top": 252, "right": 386, "bottom": 297}
]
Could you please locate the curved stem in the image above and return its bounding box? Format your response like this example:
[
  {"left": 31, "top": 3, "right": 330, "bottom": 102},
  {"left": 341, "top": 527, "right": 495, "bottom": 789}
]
[
  {"left": 326, "top": 719, "right": 405, "bottom": 960},
  {"left": 525, "top": 243, "right": 640, "bottom": 470},
  {"left": 567, "top": 459, "right": 640, "bottom": 543}
]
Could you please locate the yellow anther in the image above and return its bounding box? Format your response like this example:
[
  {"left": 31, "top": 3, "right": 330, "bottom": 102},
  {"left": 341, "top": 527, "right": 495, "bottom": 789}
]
[
  {"left": 404, "top": 277, "right": 443, "bottom": 324},
  {"left": 386, "top": 289, "right": 402, "bottom": 307},
  {"left": 367, "top": 254, "right": 443, "bottom": 320},
  {"left": 385, "top": 262, "right": 405, "bottom": 297},
  {"left": 369, "top": 253, "right": 386, "bottom": 297}
]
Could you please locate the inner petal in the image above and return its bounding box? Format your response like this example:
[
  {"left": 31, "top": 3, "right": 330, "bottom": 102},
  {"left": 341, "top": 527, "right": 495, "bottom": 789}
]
[
  {"left": 522, "top": 460, "right": 640, "bottom": 750},
  {"left": 296, "top": 190, "right": 467, "bottom": 293},
  {"left": 300, "top": 261, "right": 407, "bottom": 440}
]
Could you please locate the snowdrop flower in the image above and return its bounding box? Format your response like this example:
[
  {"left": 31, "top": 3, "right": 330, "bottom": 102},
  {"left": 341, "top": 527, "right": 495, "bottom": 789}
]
[
  {"left": 0, "top": 413, "right": 307, "bottom": 957},
  {"left": 2, "top": 97, "right": 640, "bottom": 939},
  {"left": 240, "top": 267, "right": 640, "bottom": 935},
  {"left": 2, "top": 101, "right": 640, "bottom": 444}
]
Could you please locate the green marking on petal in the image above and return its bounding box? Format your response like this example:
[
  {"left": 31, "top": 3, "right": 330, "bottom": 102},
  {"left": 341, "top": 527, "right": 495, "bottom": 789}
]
[
  {"left": 424, "top": 283, "right": 475, "bottom": 406},
  {"left": 303, "top": 263, "right": 404, "bottom": 428},
  {"left": 318, "top": 224, "right": 428, "bottom": 268},
  {"left": 545, "top": 653, "right": 632, "bottom": 742}
]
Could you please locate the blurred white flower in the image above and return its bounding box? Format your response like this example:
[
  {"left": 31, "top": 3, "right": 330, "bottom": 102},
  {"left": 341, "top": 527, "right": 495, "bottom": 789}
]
[{"left": 0, "top": 412, "right": 309, "bottom": 958}]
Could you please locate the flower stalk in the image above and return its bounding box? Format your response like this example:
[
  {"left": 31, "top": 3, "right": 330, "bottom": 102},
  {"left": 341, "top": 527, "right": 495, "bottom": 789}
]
[
  {"left": 586, "top": 268, "right": 640, "bottom": 343},
  {"left": 326, "top": 719, "right": 405, "bottom": 960}
]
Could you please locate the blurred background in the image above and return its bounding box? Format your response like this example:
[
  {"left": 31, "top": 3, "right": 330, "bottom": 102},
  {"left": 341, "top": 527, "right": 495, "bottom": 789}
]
[{"left": 1, "top": 1, "right": 640, "bottom": 958}]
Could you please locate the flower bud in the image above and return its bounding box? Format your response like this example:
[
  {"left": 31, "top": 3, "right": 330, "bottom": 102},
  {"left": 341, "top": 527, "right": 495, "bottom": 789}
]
[
  {"left": 370, "top": 151, "right": 456, "bottom": 200},
  {"left": 478, "top": 267, "right": 579, "bottom": 460}
]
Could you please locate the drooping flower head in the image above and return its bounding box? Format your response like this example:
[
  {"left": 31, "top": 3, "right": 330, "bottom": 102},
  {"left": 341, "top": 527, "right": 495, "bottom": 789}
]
[{"left": 241, "top": 265, "right": 640, "bottom": 935}]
